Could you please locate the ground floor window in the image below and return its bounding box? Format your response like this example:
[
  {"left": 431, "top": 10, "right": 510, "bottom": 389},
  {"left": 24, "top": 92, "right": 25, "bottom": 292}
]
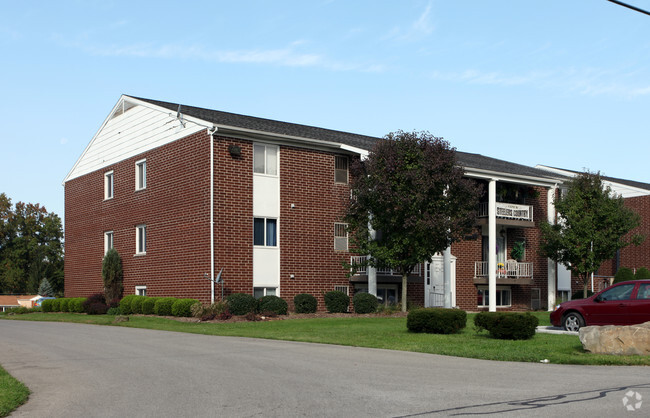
[
  {"left": 135, "top": 285, "right": 147, "bottom": 296},
  {"left": 477, "top": 286, "right": 511, "bottom": 307},
  {"left": 254, "top": 287, "right": 277, "bottom": 298},
  {"left": 557, "top": 290, "right": 571, "bottom": 302},
  {"left": 354, "top": 284, "right": 398, "bottom": 306}
]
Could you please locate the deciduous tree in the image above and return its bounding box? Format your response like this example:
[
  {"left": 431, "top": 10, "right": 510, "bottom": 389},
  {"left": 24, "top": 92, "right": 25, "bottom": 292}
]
[
  {"left": 540, "top": 172, "right": 643, "bottom": 298},
  {"left": 346, "top": 131, "right": 482, "bottom": 311}
]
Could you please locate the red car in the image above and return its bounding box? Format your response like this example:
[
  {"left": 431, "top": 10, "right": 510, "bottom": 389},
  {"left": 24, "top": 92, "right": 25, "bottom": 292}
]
[{"left": 550, "top": 280, "right": 650, "bottom": 332}]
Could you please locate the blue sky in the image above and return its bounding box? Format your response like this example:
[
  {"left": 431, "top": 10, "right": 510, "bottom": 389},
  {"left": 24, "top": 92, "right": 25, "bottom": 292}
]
[{"left": 2, "top": 0, "right": 650, "bottom": 219}]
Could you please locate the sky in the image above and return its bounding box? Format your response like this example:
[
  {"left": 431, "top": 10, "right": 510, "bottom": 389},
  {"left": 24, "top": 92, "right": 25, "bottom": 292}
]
[{"left": 2, "top": 0, "right": 650, "bottom": 220}]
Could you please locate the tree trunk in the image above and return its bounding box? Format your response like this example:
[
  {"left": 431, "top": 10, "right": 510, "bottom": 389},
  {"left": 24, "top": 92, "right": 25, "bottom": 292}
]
[{"left": 401, "top": 273, "right": 408, "bottom": 312}]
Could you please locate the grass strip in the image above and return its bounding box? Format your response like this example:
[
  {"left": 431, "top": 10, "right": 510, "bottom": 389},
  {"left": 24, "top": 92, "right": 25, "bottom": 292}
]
[
  {"left": 0, "top": 365, "right": 30, "bottom": 417},
  {"left": 2, "top": 311, "right": 649, "bottom": 366}
]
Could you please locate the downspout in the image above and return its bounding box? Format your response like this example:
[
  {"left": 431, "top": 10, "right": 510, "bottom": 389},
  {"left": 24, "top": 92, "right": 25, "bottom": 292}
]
[{"left": 210, "top": 127, "right": 218, "bottom": 304}]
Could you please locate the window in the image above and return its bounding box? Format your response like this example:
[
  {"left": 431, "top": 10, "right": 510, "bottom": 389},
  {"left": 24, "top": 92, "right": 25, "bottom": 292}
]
[
  {"left": 136, "top": 225, "right": 147, "bottom": 254},
  {"left": 477, "top": 286, "right": 512, "bottom": 307},
  {"left": 638, "top": 284, "right": 650, "bottom": 300},
  {"left": 104, "top": 171, "right": 114, "bottom": 199},
  {"left": 599, "top": 283, "right": 634, "bottom": 301},
  {"left": 254, "top": 287, "right": 277, "bottom": 298},
  {"left": 335, "top": 156, "right": 348, "bottom": 184},
  {"left": 135, "top": 285, "right": 147, "bottom": 296},
  {"left": 253, "top": 144, "right": 278, "bottom": 175},
  {"left": 334, "top": 223, "right": 348, "bottom": 251},
  {"left": 254, "top": 218, "right": 277, "bottom": 246},
  {"left": 104, "top": 231, "right": 114, "bottom": 254},
  {"left": 355, "top": 284, "right": 398, "bottom": 306},
  {"left": 135, "top": 159, "right": 146, "bottom": 190}
]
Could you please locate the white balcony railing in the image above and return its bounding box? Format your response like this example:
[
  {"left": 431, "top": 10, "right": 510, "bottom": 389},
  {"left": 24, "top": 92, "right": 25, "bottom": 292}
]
[
  {"left": 478, "top": 202, "right": 533, "bottom": 222},
  {"left": 474, "top": 261, "right": 533, "bottom": 279},
  {"left": 350, "top": 256, "right": 421, "bottom": 276}
]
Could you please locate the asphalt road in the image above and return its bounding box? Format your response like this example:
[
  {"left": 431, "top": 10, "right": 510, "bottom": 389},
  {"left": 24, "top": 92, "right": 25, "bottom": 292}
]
[{"left": 1, "top": 320, "right": 648, "bottom": 417}]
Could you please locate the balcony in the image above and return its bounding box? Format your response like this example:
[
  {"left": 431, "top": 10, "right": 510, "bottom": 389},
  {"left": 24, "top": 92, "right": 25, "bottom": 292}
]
[
  {"left": 473, "top": 260, "right": 533, "bottom": 285},
  {"left": 349, "top": 256, "right": 421, "bottom": 276},
  {"left": 477, "top": 202, "right": 534, "bottom": 227}
]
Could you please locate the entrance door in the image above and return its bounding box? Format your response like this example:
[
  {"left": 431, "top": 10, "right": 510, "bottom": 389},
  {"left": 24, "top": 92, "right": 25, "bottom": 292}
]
[{"left": 424, "top": 254, "right": 456, "bottom": 307}]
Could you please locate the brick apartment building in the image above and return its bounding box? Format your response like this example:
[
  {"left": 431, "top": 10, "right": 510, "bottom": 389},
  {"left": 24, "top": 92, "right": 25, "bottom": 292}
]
[{"left": 64, "top": 95, "right": 569, "bottom": 311}]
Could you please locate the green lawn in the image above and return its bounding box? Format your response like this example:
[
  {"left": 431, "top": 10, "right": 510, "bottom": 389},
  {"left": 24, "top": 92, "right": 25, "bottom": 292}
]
[
  {"left": 2, "top": 311, "right": 649, "bottom": 366},
  {"left": 0, "top": 365, "right": 29, "bottom": 418}
]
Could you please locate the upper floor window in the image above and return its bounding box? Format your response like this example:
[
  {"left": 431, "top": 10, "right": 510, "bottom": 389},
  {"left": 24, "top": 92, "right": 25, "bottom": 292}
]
[
  {"left": 335, "top": 156, "right": 348, "bottom": 184},
  {"left": 135, "top": 159, "right": 146, "bottom": 190},
  {"left": 104, "top": 171, "right": 114, "bottom": 200},
  {"left": 254, "top": 218, "right": 277, "bottom": 246},
  {"left": 253, "top": 144, "right": 278, "bottom": 176},
  {"left": 334, "top": 223, "right": 348, "bottom": 251},
  {"left": 104, "top": 231, "right": 114, "bottom": 254},
  {"left": 136, "top": 224, "right": 147, "bottom": 254}
]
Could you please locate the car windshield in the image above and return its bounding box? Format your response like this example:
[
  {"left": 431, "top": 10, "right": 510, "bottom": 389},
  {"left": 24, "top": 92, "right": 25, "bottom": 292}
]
[{"left": 599, "top": 284, "right": 635, "bottom": 301}]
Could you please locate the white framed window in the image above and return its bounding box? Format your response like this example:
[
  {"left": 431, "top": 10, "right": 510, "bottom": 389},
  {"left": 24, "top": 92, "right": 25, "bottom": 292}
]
[
  {"left": 253, "top": 287, "right": 277, "bottom": 299},
  {"left": 104, "top": 171, "right": 114, "bottom": 200},
  {"left": 477, "top": 286, "right": 512, "bottom": 307},
  {"left": 135, "top": 159, "right": 146, "bottom": 190},
  {"left": 334, "top": 223, "right": 348, "bottom": 251},
  {"left": 135, "top": 285, "right": 147, "bottom": 296},
  {"left": 354, "top": 284, "right": 398, "bottom": 306},
  {"left": 253, "top": 144, "right": 278, "bottom": 176},
  {"left": 136, "top": 224, "right": 147, "bottom": 254},
  {"left": 104, "top": 231, "right": 114, "bottom": 254},
  {"left": 254, "top": 218, "right": 277, "bottom": 246},
  {"left": 335, "top": 156, "right": 349, "bottom": 184}
]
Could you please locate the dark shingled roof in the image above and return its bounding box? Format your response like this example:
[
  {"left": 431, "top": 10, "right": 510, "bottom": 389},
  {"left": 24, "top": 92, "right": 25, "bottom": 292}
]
[{"left": 132, "top": 96, "right": 562, "bottom": 181}]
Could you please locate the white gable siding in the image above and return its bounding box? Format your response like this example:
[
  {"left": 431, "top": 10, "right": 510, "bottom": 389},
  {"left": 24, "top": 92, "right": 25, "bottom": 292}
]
[{"left": 65, "top": 101, "right": 204, "bottom": 182}]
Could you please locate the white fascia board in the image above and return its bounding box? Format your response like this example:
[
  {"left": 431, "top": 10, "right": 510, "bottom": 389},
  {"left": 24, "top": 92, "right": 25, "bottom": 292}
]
[
  {"left": 340, "top": 144, "right": 369, "bottom": 158},
  {"left": 463, "top": 167, "right": 563, "bottom": 188},
  {"left": 536, "top": 164, "right": 650, "bottom": 197},
  {"left": 63, "top": 95, "right": 132, "bottom": 184}
]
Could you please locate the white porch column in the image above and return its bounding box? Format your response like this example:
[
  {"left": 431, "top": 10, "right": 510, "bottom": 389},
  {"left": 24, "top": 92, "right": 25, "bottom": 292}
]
[
  {"left": 443, "top": 246, "right": 452, "bottom": 308},
  {"left": 368, "top": 219, "right": 377, "bottom": 297},
  {"left": 488, "top": 179, "right": 497, "bottom": 312},
  {"left": 547, "top": 185, "right": 558, "bottom": 311}
]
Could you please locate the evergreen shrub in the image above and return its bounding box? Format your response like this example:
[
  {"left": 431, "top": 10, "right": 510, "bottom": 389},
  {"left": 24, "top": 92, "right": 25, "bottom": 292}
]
[
  {"left": 153, "top": 297, "right": 177, "bottom": 316},
  {"left": 130, "top": 295, "right": 147, "bottom": 314},
  {"left": 41, "top": 299, "right": 54, "bottom": 312},
  {"left": 141, "top": 297, "right": 160, "bottom": 315},
  {"left": 119, "top": 295, "right": 139, "bottom": 315},
  {"left": 69, "top": 298, "right": 86, "bottom": 313},
  {"left": 293, "top": 293, "right": 317, "bottom": 313},
  {"left": 226, "top": 293, "right": 257, "bottom": 315},
  {"left": 353, "top": 292, "right": 378, "bottom": 314},
  {"left": 171, "top": 298, "right": 200, "bottom": 317},
  {"left": 614, "top": 267, "right": 635, "bottom": 284},
  {"left": 474, "top": 312, "right": 538, "bottom": 340},
  {"left": 407, "top": 308, "right": 467, "bottom": 334},
  {"left": 635, "top": 267, "right": 650, "bottom": 280},
  {"left": 59, "top": 298, "right": 70, "bottom": 312},
  {"left": 324, "top": 291, "right": 349, "bottom": 313},
  {"left": 258, "top": 295, "right": 288, "bottom": 315}
]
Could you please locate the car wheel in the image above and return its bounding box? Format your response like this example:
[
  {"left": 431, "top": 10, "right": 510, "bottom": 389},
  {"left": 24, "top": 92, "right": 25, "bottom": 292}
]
[{"left": 562, "top": 312, "right": 584, "bottom": 332}]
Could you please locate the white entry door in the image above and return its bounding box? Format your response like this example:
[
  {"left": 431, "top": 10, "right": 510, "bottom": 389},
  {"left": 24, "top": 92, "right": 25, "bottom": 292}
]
[{"left": 424, "top": 254, "right": 456, "bottom": 307}]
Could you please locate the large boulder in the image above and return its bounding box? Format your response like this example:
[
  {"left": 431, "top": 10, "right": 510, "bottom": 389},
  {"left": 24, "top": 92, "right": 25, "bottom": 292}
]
[{"left": 579, "top": 322, "right": 650, "bottom": 355}]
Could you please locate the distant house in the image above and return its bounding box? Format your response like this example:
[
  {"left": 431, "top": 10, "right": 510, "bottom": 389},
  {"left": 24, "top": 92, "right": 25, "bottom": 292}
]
[
  {"left": 64, "top": 95, "right": 568, "bottom": 311},
  {"left": 536, "top": 165, "right": 650, "bottom": 289},
  {"left": 0, "top": 295, "right": 40, "bottom": 312}
]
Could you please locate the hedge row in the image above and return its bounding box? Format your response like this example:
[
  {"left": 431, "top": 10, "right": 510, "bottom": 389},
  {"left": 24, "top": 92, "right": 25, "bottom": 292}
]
[
  {"left": 474, "top": 312, "right": 538, "bottom": 340},
  {"left": 407, "top": 308, "right": 467, "bottom": 334},
  {"left": 225, "top": 294, "right": 288, "bottom": 315},
  {"left": 41, "top": 297, "right": 86, "bottom": 313}
]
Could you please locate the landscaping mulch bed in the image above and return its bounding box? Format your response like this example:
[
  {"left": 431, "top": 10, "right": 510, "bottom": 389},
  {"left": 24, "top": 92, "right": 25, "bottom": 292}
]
[{"left": 167, "top": 311, "right": 409, "bottom": 323}]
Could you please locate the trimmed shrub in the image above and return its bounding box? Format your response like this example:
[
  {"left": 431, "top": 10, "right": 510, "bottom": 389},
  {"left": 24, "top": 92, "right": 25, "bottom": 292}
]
[
  {"left": 324, "top": 291, "right": 349, "bottom": 313},
  {"left": 82, "top": 293, "right": 109, "bottom": 315},
  {"left": 636, "top": 267, "right": 650, "bottom": 280},
  {"left": 41, "top": 299, "right": 54, "bottom": 312},
  {"left": 106, "top": 307, "right": 120, "bottom": 315},
  {"left": 69, "top": 298, "right": 86, "bottom": 313},
  {"left": 119, "top": 295, "right": 139, "bottom": 315},
  {"left": 407, "top": 308, "right": 467, "bottom": 334},
  {"left": 8, "top": 306, "right": 31, "bottom": 314},
  {"left": 50, "top": 298, "right": 61, "bottom": 312},
  {"left": 474, "top": 312, "right": 538, "bottom": 340},
  {"left": 171, "top": 298, "right": 200, "bottom": 317},
  {"left": 258, "top": 295, "right": 288, "bottom": 315},
  {"left": 614, "top": 267, "right": 635, "bottom": 284},
  {"left": 141, "top": 297, "right": 160, "bottom": 315},
  {"left": 154, "top": 297, "right": 177, "bottom": 316},
  {"left": 293, "top": 293, "right": 317, "bottom": 314},
  {"left": 130, "top": 295, "right": 148, "bottom": 314},
  {"left": 353, "top": 292, "right": 378, "bottom": 314},
  {"left": 59, "top": 298, "right": 70, "bottom": 312},
  {"left": 226, "top": 293, "right": 257, "bottom": 315}
]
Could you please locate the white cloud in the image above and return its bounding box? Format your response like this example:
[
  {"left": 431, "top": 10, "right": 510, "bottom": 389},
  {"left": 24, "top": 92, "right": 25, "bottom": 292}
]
[{"left": 383, "top": 1, "right": 435, "bottom": 41}]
